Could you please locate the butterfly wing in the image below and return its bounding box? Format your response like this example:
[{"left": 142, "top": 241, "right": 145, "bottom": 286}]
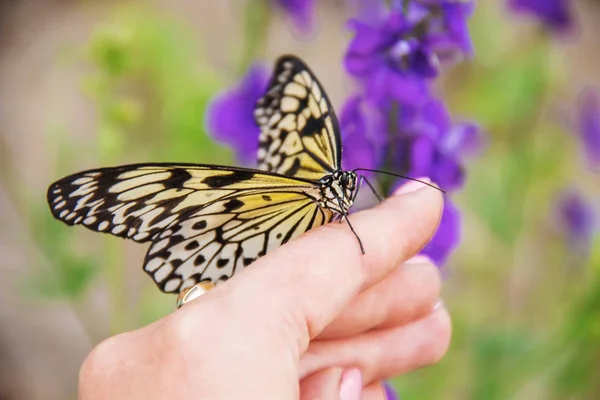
[
  {"left": 47, "top": 163, "right": 331, "bottom": 292},
  {"left": 255, "top": 55, "right": 343, "bottom": 180},
  {"left": 144, "top": 189, "right": 331, "bottom": 292}
]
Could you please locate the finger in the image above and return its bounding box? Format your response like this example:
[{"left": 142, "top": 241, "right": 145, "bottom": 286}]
[
  {"left": 173, "top": 183, "right": 442, "bottom": 398},
  {"left": 299, "top": 367, "right": 344, "bottom": 400},
  {"left": 299, "top": 368, "right": 363, "bottom": 400},
  {"left": 318, "top": 257, "right": 440, "bottom": 339},
  {"left": 362, "top": 382, "right": 387, "bottom": 400},
  {"left": 217, "top": 180, "right": 443, "bottom": 348},
  {"left": 299, "top": 308, "right": 451, "bottom": 383}
]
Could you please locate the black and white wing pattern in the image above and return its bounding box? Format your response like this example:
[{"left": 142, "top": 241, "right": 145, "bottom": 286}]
[
  {"left": 254, "top": 55, "right": 343, "bottom": 180},
  {"left": 47, "top": 164, "right": 332, "bottom": 292}
]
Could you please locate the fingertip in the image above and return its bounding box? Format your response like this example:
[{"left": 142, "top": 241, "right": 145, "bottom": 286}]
[
  {"left": 393, "top": 177, "right": 433, "bottom": 196},
  {"left": 360, "top": 382, "right": 389, "bottom": 400},
  {"left": 299, "top": 367, "right": 345, "bottom": 400},
  {"left": 419, "top": 308, "right": 452, "bottom": 366},
  {"left": 339, "top": 368, "right": 363, "bottom": 400},
  {"left": 403, "top": 254, "right": 435, "bottom": 265}
]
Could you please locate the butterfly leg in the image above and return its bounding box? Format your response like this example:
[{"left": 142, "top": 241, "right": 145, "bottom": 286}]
[
  {"left": 357, "top": 175, "right": 383, "bottom": 202},
  {"left": 335, "top": 197, "right": 366, "bottom": 254}
]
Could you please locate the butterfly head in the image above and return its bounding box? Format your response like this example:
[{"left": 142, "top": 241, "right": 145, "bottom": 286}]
[
  {"left": 318, "top": 170, "right": 358, "bottom": 215},
  {"left": 337, "top": 170, "right": 357, "bottom": 194}
]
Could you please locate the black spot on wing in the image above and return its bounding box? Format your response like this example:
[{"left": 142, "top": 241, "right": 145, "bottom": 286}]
[
  {"left": 302, "top": 114, "right": 326, "bottom": 138},
  {"left": 169, "top": 234, "right": 185, "bottom": 247},
  {"left": 223, "top": 199, "right": 244, "bottom": 212},
  {"left": 194, "top": 254, "right": 206, "bottom": 266},
  {"left": 202, "top": 170, "right": 255, "bottom": 188},
  {"left": 185, "top": 241, "right": 199, "bottom": 250},
  {"left": 192, "top": 220, "right": 207, "bottom": 230},
  {"left": 170, "top": 168, "right": 193, "bottom": 186},
  {"left": 216, "top": 259, "right": 229, "bottom": 268},
  {"left": 153, "top": 249, "right": 172, "bottom": 261}
]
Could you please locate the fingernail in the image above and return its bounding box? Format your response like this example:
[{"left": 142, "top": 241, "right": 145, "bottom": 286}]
[
  {"left": 394, "top": 177, "right": 432, "bottom": 195},
  {"left": 339, "top": 368, "right": 362, "bottom": 400},
  {"left": 402, "top": 255, "right": 443, "bottom": 281},
  {"left": 403, "top": 255, "right": 434, "bottom": 265},
  {"left": 433, "top": 299, "right": 445, "bottom": 312}
]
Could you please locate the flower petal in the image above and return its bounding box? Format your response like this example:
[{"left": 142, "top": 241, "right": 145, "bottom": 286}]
[
  {"left": 508, "top": 0, "right": 575, "bottom": 34},
  {"left": 554, "top": 188, "right": 596, "bottom": 253},
  {"left": 383, "top": 381, "right": 400, "bottom": 400},
  {"left": 340, "top": 96, "right": 388, "bottom": 171},
  {"left": 206, "top": 65, "right": 269, "bottom": 165},
  {"left": 420, "top": 197, "right": 461, "bottom": 265},
  {"left": 276, "top": 0, "right": 316, "bottom": 33},
  {"left": 577, "top": 87, "right": 600, "bottom": 170}
]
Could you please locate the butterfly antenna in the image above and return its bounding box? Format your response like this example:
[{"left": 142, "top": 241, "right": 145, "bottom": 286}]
[
  {"left": 352, "top": 168, "right": 446, "bottom": 193},
  {"left": 336, "top": 197, "right": 365, "bottom": 254}
]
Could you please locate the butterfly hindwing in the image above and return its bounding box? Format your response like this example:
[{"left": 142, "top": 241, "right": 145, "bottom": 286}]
[
  {"left": 144, "top": 190, "right": 332, "bottom": 292},
  {"left": 47, "top": 163, "right": 332, "bottom": 292},
  {"left": 255, "top": 55, "right": 343, "bottom": 180}
]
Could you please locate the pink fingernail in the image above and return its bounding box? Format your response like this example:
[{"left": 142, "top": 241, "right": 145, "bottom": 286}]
[
  {"left": 403, "top": 255, "right": 434, "bottom": 265},
  {"left": 394, "top": 177, "right": 432, "bottom": 195},
  {"left": 433, "top": 299, "right": 446, "bottom": 312},
  {"left": 339, "top": 368, "right": 362, "bottom": 400}
]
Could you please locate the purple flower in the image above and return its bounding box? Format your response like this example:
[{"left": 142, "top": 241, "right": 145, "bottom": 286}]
[
  {"left": 206, "top": 65, "right": 269, "bottom": 165},
  {"left": 383, "top": 381, "right": 399, "bottom": 400},
  {"left": 340, "top": 92, "right": 482, "bottom": 192},
  {"left": 395, "top": 98, "right": 483, "bottom": 191},
  {"left": 555, "top": 188, "right": 596, "bottom": 252},
  {"left": 340, "top": 95, "right": 388, "bottom": 172},
  {"left": 418, "top": 0, "right": 475, "bottom": 58},
  {"left": 508, "top": 0, "right": 574, "bottom": 34},
  {"left": 421, "top": 197, "right": 461, "bottom": 265},
  {"left": 275, "top": 0, "right": 316, "bottom": 32},
  {"left": 344, "top": 0, "right": 474, "bottom": 104},
  {"left": 341, "top": 0, "right": 480, "bottom": 267},
  {"left": 577, "top": 87, "right": 600, "bottom": 171}
]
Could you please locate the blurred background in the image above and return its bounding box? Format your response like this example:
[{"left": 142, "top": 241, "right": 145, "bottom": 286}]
[{"left": 0, "top": 0, "right": 599, "bottom": 399}]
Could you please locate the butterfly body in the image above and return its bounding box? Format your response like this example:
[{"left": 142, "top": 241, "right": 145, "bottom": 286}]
[{"left": 316, "top": 170, "right": 358, "bottom": 215}]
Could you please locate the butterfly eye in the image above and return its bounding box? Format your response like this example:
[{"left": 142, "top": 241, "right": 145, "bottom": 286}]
[{"left": 340, "top": 175, "right": 348, "bottom": 186}]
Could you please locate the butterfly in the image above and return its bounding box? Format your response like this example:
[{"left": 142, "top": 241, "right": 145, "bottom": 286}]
[{"left": 47, "top": 55, "right": 438, "bottom": 294}]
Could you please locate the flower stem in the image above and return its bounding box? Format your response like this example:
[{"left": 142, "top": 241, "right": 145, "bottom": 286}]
[{"left": 381, "top": 101, "right": 404, "bottom": 195}]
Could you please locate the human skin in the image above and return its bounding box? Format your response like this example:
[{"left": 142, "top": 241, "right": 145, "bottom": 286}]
[{"left": 78, "top": 179, "right": 450, "bottom": 399}]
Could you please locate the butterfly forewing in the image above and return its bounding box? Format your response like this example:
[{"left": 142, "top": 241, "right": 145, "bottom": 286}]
[{"left": 255, "top": 55, "right": 343, "bottom": 180}]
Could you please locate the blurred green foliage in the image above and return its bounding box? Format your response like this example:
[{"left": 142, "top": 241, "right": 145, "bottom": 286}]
[
  {"left": 18, "top": 0, "right": 599, "bottom": 398},
  {"left": 24, "top": 5, "right": 233, "bottom": 334},
  {"left": 393, "top": 3, "right": 600, "bottom": 399}
]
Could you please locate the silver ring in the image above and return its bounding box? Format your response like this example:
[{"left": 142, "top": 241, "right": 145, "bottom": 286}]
[{"left": 176, "top": 282, "right": 215, "bottom": 309}]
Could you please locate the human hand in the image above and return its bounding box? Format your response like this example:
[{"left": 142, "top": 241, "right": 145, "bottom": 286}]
[{"left": 78, "top": 179, "right": 449, "bottom": 399}]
